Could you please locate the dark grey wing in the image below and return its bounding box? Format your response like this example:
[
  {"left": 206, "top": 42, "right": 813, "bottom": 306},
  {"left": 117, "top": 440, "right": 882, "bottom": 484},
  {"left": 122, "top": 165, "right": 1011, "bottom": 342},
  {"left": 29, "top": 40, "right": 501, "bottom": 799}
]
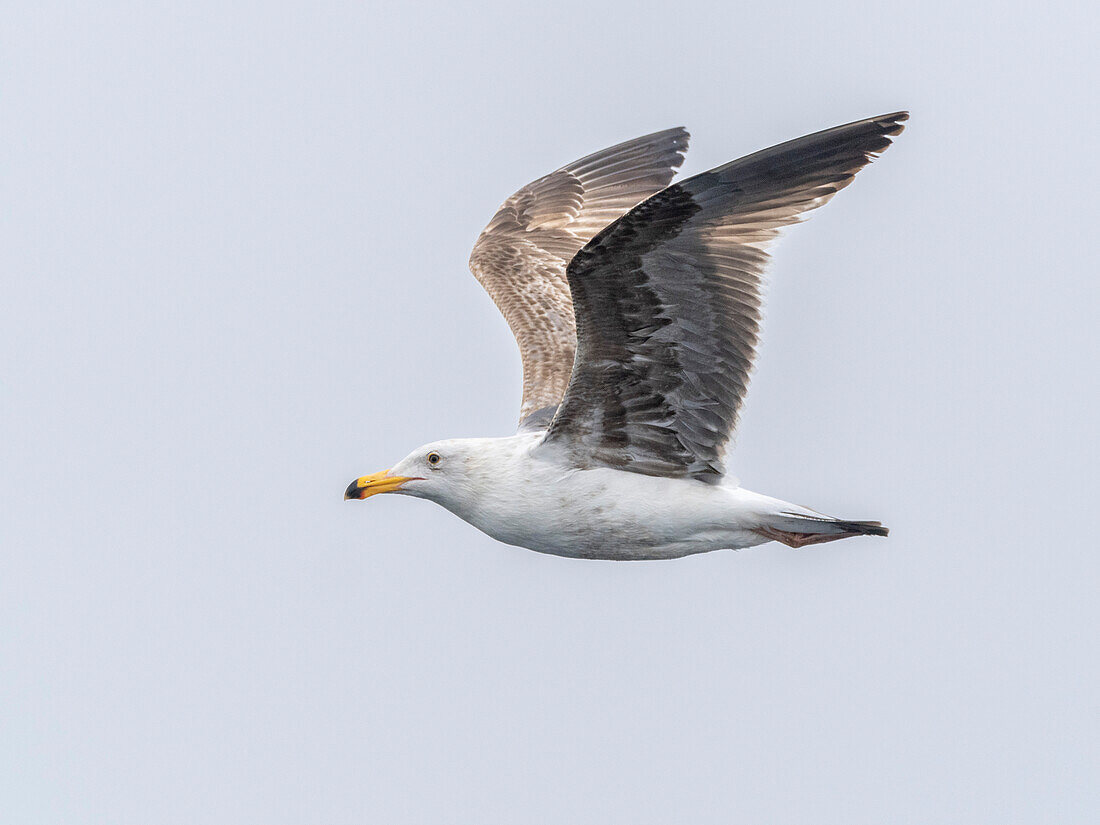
[
  {"left": 540, "top": 112, "right": 908, "bottom": 481},
  {"left": 468, "top": 128, "right": 690, "bottom": 426}
]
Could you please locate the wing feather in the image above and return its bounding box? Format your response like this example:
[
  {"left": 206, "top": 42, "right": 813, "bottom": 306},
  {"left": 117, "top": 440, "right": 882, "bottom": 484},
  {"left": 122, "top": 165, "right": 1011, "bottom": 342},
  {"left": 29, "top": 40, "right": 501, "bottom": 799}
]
[
  {"left": 468, "top": 128, "right": 690, "bottom": 425},
  {"left": 540, "top": 112, "right": 908, "bottom": 481}
]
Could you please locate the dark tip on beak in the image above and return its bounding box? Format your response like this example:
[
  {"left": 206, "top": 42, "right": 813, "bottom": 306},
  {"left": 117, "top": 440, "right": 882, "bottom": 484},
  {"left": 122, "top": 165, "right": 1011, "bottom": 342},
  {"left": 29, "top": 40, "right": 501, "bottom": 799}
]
[{"left": 344, "top": 480, "right": 364, "bottom": 500}]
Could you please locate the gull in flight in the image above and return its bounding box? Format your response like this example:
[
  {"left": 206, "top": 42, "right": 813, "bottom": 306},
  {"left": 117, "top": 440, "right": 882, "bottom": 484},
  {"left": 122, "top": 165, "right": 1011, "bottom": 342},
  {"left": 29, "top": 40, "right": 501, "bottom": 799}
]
[{"left": 346, "top": 113, "right": 906, "bottom": 560}]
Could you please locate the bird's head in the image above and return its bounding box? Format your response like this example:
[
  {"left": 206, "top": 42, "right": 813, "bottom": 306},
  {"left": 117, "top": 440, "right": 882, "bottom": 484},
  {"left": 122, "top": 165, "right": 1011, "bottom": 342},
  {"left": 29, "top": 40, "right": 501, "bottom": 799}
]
[{"left": 344, "top": 438, "right": 482, "bottom": 506}]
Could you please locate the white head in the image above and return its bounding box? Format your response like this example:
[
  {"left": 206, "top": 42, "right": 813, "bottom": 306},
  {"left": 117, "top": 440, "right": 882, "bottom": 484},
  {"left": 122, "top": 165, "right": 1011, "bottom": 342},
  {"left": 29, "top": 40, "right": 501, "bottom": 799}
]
[{"left": 344, "top": 438, "right": 488, "bottom": 510}]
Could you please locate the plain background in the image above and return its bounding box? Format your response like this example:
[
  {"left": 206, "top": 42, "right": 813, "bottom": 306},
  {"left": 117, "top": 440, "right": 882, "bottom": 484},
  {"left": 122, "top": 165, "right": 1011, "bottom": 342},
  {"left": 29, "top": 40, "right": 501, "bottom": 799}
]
[{"left": 3, "top": 2, "right": 1097, "bottom": 823}]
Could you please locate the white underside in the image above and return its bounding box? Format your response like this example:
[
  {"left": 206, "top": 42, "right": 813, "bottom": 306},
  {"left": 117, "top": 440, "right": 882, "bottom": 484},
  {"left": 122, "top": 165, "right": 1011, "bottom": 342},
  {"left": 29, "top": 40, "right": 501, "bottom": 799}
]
[{"left": 402, "top": 434, "right": 829, "bottom": 560}]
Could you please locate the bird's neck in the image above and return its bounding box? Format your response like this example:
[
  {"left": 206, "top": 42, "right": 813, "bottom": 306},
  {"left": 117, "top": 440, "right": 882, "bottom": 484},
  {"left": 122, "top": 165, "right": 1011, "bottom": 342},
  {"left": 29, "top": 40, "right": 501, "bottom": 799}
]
[{"left": 429, "top": 433, "right": 548, "bottom": 528}]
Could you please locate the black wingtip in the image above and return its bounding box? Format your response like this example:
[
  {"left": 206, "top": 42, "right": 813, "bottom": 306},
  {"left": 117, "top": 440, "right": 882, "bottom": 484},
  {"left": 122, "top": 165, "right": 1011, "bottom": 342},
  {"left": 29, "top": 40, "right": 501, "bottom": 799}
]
[
  {"left": 662, "top": 127, "right": 691, "bottom": 167},
  {"left": 877, "top": 111, "right": 909, "bottom": 136}
]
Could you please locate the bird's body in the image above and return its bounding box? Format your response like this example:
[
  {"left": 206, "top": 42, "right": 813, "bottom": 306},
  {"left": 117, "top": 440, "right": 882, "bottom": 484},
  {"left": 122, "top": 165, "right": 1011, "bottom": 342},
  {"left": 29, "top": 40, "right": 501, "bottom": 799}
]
[
  {"left": 347, "top": 113, "right": 905, "bottom": 559},
  {"left": 375, "top": 433, "right": 885, "bottom": 559},
  {"left": 391, "top": 433, "right": 765, "bottom": 559}
]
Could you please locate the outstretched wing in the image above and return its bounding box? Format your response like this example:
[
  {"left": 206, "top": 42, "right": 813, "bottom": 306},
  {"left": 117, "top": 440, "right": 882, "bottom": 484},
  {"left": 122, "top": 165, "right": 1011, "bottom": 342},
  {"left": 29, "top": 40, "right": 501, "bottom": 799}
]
[
  {"left": 469, "top": 128, "right": 690, "bottom": 427},
  {"left": 540, "top": 112, "right": 908, "bottom": 481}
]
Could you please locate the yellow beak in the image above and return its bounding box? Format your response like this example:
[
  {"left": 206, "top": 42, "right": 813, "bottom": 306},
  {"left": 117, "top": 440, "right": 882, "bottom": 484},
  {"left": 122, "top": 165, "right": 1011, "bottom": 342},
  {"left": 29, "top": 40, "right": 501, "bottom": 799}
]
[{"left": 344, "top": 469, "right": 419, "bottom": 500}]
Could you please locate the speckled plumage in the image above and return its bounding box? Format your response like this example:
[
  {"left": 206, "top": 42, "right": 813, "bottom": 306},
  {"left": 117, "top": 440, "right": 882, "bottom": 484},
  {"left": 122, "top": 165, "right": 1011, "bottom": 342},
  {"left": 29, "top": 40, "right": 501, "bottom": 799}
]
[{"left": 469, "top": 127, "right": 690, "bottom": 424}]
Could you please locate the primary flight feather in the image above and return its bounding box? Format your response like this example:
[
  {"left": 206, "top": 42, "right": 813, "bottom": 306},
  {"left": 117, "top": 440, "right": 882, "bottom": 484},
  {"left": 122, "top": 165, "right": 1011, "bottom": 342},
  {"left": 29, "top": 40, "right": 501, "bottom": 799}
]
[{"left": 346, "top": 113, "right": 906, "bottom": 560}]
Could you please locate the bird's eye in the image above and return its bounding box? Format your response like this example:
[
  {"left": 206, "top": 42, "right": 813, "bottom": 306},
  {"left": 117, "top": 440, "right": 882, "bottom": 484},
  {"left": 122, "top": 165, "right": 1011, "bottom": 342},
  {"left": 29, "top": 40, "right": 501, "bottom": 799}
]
[{"left": 427, "top": 452, "right": 442, "bottom": 467}]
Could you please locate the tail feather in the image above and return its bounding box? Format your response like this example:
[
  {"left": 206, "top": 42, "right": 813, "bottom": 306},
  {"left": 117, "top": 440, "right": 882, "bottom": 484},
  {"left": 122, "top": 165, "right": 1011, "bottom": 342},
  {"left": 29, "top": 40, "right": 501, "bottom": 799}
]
[
  {"left": 831, "top": 519, "right": 889, "bottom": 538},
  {"left": 756, "top": 511, "right": 889, "bottom": 548}
]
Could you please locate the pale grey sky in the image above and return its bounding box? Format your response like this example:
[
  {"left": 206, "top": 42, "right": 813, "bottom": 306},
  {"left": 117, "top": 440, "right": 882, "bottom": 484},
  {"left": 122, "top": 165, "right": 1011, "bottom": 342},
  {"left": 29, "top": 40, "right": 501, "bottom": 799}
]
[{"left": 2, "top": 2, "right": 1097, "bottom": 823}]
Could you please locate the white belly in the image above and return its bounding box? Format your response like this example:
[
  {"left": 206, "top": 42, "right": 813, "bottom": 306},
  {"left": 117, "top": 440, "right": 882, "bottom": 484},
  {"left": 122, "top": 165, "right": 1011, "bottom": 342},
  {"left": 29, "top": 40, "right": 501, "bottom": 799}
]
[{"left": 447, "top": 458, "right": 772, "bottom": 560}]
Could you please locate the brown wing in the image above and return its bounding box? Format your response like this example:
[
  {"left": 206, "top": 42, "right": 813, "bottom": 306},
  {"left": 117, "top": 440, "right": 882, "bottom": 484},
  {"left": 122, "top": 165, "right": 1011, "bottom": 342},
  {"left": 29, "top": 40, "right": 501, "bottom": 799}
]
[
  {"left": 468, "top": 128, "right": 690, "bottom": 427},
  {"left": 540, "top": 112, "right": 908, "bottom": 481}
]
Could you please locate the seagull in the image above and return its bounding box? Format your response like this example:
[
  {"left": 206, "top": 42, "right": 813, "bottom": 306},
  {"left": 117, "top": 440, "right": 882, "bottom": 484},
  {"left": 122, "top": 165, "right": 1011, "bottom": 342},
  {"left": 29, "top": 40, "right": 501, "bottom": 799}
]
[{"left": 346, "top": 113, "right": 906, "bottom": 560}]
